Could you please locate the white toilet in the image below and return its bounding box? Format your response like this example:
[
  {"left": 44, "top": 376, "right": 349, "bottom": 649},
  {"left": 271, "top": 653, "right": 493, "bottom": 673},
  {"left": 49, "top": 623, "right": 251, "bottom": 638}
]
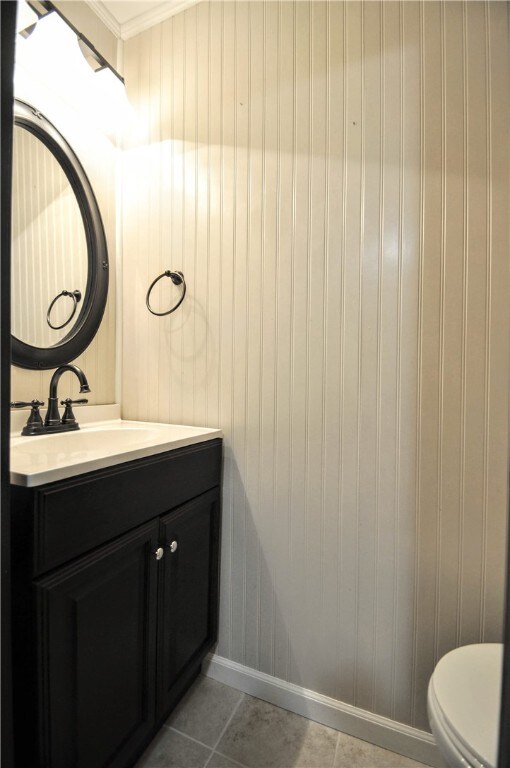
[{"left": 427, "top": 643, "right": 502, "bottom": 768}]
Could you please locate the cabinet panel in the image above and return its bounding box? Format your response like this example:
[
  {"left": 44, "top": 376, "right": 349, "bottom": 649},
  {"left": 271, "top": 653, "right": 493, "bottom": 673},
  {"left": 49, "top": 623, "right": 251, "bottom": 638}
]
[
  {"left": 35, "top": 521, "right": 159, "bottom": 768},
  {"left": 30, "top": 439, "right": 222, "bottom": 575},
  {"left": 157, "top": 489, "right": 220, "bottom": 717}
]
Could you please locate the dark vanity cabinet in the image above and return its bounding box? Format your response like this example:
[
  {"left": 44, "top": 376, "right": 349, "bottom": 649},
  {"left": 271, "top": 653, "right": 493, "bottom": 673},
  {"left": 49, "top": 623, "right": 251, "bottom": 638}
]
[
  {"left": 36, "top": 521, "right": 160, "bottom": 768},
  {"left": 157, "top": 490, "right": 220, "bottom": 716},
  {"left": 10, "top": 439, "right": 222, "bottom": 768}
]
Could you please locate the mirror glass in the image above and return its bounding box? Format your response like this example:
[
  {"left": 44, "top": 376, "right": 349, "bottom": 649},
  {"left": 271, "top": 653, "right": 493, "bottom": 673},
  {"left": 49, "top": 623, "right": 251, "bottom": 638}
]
[
  {"left": 11, "top": 100, "right": 108, "bottom": 370},
  {"left": 11, "top": 125, "right": 88, "bottom": 348}
]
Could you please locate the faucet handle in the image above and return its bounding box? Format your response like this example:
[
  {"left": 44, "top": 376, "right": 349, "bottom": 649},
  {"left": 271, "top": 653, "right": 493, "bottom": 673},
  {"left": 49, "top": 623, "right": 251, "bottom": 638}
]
[
  {"left": 11, "top": 400, "right": 45, "bottom": 436},
  {"left": 60, "top": 398, "right": 88, "bottom": 425},
  {"left": 10, "top": 400, "right": 44, "bottom": 409}
]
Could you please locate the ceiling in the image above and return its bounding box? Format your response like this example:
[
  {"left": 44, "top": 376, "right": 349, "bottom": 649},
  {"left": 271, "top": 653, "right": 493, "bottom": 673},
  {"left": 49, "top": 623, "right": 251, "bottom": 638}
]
[
  {"left": 101, "top": 1, "right": 165, "bottom": 25},
  {"left": 89, "top": 0, "right": 199, "bottom": 39}
]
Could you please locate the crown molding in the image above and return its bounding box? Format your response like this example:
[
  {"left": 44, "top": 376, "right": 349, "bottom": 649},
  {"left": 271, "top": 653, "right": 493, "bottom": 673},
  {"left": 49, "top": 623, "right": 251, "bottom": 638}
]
[
  {"left": 87, "top": 1, "right": 201, "bottom": 41},
  {"left": 86, "top": 0, "right": 121, "bottom": 38},
  {"left": 120, "top": 0, "right": 200, "bottom": 40}
]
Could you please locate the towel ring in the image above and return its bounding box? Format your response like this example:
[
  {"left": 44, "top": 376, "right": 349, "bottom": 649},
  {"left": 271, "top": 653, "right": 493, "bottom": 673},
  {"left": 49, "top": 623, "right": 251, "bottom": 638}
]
[
  {"left": 47, "top": 290, "right": 82, "bottom": 330},
  {"left": 146, "top": 270, "right": 186, "bottom": 316}
]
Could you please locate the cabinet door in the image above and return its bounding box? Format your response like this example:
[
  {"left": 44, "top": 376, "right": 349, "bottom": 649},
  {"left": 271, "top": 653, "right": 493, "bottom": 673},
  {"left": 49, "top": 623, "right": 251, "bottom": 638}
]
[
  {"left": 157, "top": 488, "right": 220, "bottom": 717},
  {"left": 35, "top": 520, "right": 160, "bottom": 768}
]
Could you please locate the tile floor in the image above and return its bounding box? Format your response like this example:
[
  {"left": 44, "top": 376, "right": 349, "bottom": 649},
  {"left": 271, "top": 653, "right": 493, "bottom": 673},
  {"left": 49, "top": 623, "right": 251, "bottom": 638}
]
[{"left": 135, "top": 675, "right": 432, "bottom": 768}]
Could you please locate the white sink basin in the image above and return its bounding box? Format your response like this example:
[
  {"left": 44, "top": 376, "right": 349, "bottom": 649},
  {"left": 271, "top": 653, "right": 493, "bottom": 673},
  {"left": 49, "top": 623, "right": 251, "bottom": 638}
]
[{"left": 10, "top": 419, "right": 222, "bottom": 487}]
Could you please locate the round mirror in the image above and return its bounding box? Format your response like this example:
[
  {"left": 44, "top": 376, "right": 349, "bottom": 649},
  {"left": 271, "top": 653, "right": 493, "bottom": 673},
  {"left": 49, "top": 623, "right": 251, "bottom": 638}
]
[{"left": 11, "top": 100, "right": 108, "bottom": 369}]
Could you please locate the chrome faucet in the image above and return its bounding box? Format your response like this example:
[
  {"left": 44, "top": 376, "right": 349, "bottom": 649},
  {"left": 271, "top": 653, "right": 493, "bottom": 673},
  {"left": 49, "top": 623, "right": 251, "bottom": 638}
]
[{"left": 44, "top": 364, "right": 90, "bottom": 429}]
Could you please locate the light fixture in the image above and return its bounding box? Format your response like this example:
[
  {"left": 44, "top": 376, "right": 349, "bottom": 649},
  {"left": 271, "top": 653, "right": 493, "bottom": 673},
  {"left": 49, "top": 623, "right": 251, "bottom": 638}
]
[
  {"left": 77, "top": 35, "right": 124, "bottom": 85},
  {"left": 16, "top": 1, "right": 39, "bottom": 38},
  {"left": 20, "top": 0, "right": 124, "bottom": 84},
  {"left": 15, "top": 0, "right": 131, "bottom": 139}
]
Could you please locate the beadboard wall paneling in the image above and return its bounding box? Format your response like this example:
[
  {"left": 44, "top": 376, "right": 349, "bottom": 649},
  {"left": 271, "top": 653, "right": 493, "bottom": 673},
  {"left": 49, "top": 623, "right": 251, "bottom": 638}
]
[
  {"left": 11, "top": 39, "right": 117, "bottom": 405},
  {"left": 11, "top": 127, "right": 88, "bottom": 348},
  {"left": 121, "top": 1, "right": 509, "bottom": 731}
]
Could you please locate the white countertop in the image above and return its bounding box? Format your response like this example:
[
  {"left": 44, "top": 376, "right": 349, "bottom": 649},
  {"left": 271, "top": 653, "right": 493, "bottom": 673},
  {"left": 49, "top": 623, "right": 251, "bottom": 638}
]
[{"left": 10, "top": 406, "right": 222, "bottom": 487}]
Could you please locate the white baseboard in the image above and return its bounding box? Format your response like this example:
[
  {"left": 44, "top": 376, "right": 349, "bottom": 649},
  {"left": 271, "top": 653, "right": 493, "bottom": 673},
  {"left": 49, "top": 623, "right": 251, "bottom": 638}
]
[{"left": 203, "top": 654, "right": 446, "bottom": 768}]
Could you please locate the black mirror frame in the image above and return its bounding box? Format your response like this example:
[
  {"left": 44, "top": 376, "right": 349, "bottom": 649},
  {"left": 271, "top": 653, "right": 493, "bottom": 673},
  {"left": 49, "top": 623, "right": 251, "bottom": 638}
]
[{"left": 11, "top": 99, "right": 108, "bottom": 369}]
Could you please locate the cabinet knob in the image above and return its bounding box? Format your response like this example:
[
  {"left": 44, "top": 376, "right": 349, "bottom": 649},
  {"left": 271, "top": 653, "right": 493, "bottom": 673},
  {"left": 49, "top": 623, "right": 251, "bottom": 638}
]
[
  {"left": 169, "top": 541, "right": 178, "bottom": 553},
  {"left": 154, "top": 547, "right": 164, "bottom": 561}
]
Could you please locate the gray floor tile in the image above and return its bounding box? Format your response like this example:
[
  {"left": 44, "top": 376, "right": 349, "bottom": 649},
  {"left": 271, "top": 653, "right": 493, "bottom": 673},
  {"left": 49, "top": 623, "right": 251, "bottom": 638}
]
[
  {"left": 166, "top": 675, "right": 243, "bottom": 747},
  {"left": 217, "top": 695, "right": 338, "bottom": 768},
  {"left": 207, "top": 752, "right": 248, "bottom": 768},
  {"left": 135, "top": 727, "right": 211, "bottom": 768},
  {"left": 334, "top": 733, "right": 430, "bottom": 768}
]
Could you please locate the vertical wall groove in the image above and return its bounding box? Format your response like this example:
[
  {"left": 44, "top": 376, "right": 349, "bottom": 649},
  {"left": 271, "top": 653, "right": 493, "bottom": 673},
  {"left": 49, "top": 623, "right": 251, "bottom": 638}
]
[
  {"left": 242, "top": 0, "right": 251, "bottom": 669},
  {"left": 122, "top": 0, "right": 509, "bottom": 731},
  {"left": 230, "top": 0, "right": 238, "bottom": 662},
  {"left": 257, "top": 0, "right": 266, "bottom": 672},
  {"left": 270, "top": 0, "right": 279, "bottom": 678},
  {"left": 321, "top": 0, "right": 330, "bottom": 619},
  {"left": 288, "top": 0, "right": 297, "bottom": 682},
  {"left": 434, "top": 1, "right": 445, "bottom": 664},
  {"left": 412, "top": 0, "right": 426, "bottom": 724},
  {"left": 303, "top": 1, "right": 312, "bottom": 680},
  {"left": 373, "top": 0, "right": 383, "bottom": 715},
  {"left": 457, "top": 2, "right": 468, "bottom": 647},
  {"left": 391, "top": 0, "right": 404, "bottom": 720},
  {"left": 337, "top": 0, "right": 347, "bottom": 704},
  {"left": 354, "top": 1, "right": 365, "bottom": 709},
  {"left": 480, "top": 0, "right": 491, "bottom": 640}
]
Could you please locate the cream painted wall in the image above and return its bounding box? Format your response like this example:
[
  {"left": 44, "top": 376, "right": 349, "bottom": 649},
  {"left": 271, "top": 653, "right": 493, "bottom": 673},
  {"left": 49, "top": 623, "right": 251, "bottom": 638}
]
[
  {"left": 11, "top": 8, "right": 117, "bottom": 406},
  {"left": 121, "top": 1, "right": 509, "bottom": 731}
]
